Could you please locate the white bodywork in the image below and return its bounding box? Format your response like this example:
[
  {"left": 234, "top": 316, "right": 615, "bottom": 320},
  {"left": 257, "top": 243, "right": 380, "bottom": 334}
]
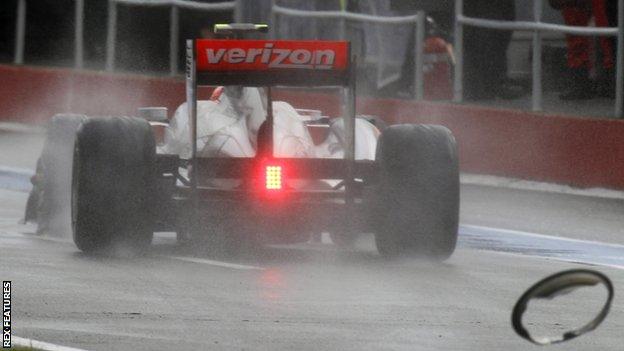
[{"left": 161, "top": 87, "right": 380, "bottom": 163}]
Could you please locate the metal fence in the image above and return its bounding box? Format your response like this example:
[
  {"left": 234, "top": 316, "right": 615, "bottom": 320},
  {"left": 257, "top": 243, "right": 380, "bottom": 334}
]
[
  {"left": 271, "top": 2, "right": 427, "bottom": 100},
  {"left": 12, "top": 0, "right": 241, "bottom": 75},
  {"left": 454, "top": 0, "right": 624, "bottom": 118},
  {"left": 16, "top": 0, "right": 621, "bottom": 116},
  {"left": 106, "top": 0, "right": 240, "bottom": 74},
  {"left": 13, "top": 0, "right": 86, "bottom": 68}
]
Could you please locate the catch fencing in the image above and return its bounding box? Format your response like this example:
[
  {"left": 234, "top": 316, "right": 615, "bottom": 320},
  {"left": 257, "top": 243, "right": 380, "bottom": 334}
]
[
  {"left": 11, "top": 0, "right": 241, "bottom": 75},
  {"left": 454, "top": 0, "right": 624, "bottom": 117},
  {"left": 270, "top": 2, "right": 427, "bottom": 100}
]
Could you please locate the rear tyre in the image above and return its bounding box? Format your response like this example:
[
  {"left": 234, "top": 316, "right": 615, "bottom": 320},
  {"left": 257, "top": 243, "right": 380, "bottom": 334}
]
[
  {"left": 72, "top": 117, "right": 155, "bottom": 255},
  {"left": 372, "top": 124, "right": 459, "bottom": 260}
]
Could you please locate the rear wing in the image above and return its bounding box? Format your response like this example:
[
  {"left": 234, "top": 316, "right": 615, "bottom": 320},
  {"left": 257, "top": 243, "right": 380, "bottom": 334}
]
[
  {"left": 185, "top": 38, "right": 357, "bottom": 193},
  {"left": 188, "top": 39, "right": 351, "bottom": 86}
]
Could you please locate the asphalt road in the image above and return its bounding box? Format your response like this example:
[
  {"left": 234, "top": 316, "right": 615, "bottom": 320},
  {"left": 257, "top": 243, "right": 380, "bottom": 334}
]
[{"left": 2, "top": 131, "right": 624, "bottom": 350}]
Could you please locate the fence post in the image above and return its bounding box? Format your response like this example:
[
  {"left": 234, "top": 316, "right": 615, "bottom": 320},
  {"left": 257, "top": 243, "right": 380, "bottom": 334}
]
[
  {"left": 312, "top": 15, "right": 319, "bottom": 40},
  {"left": 453, "top": 0, "right": 463, "bottom": 103},
  {"left": 14, "top": 0, "right": 26, "bottom": 65},
  {"left": 233, "top": 0, "right": 243, "bottom": 23},
  {"left": 339, "top": 6, "right": 346, "bottom": 40},
  {"left": 105, "top": 0, "right": 117, "bottom": 72},
  {"left": 415, "top": 11, "right": 425, "bottom": 100},
  {"left": 75, "top": 0, "right": 84, "bottom": 69},
  {"left": 270, "top": 0, "right": 277, "bottom": 39},
  {"left": 170, "top": 5, "right": 179, "bottom": 76},
  {"left": 616, "top": 0, "right": 624, "bottom": 118},
  {"left": 532, "top": 0, "right": 543, "bottom": 111}
]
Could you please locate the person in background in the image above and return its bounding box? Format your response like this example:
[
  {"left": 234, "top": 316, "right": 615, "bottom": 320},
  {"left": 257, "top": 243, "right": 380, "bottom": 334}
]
[
  {"left": 549, "top": 0, "right": 616, "bottom": 100},
  {"left": 463, "top": 0, "right": 524, "bottom": 101}
]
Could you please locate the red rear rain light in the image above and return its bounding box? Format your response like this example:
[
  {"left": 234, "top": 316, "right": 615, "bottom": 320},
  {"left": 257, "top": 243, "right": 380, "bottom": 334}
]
[{"left": 265, "top": 165, "right": 283, "bottom": 190}]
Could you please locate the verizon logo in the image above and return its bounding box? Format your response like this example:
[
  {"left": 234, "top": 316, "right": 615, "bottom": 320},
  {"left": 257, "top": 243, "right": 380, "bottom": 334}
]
[{"left": 206, "top": 43, "right": 336, "bottom": 69}]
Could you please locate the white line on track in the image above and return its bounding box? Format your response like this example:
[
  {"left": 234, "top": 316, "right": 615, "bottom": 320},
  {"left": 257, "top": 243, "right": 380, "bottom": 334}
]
[
  {"left": 15, "top": 232, "right": 264, "bottom": 270},
  {"left": 22, "top": 234, "right": 72, "bottom": 244},
  {"left": 11, "top": 336, "right": 90, "bottom": 351},
  {"left": 165, "top": 255, "right": 264, "bottom": 270}
]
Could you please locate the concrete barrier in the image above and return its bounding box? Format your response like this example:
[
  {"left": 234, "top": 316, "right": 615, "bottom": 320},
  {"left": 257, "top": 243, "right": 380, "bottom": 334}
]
[
  {"left": 1, "top": 64, "right": 623, "bottom": 190},
  {"left": 359, "top": 99, "right": 624, "bottom": 190},
  {"left": 0, "top": 64, "right": 204, "bottom": 122}
]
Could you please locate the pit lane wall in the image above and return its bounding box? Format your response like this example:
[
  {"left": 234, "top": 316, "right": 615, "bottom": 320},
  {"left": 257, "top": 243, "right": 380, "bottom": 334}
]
[{"left": 1, "top": 64, "right": 622, "bottom": 190}]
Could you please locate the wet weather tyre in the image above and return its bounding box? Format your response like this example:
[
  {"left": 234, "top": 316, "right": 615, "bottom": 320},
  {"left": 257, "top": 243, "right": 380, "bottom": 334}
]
[
  {"left": 372, "top": 124, "right": 459, "bottom": 260},
  {"left": 72, "top": 117, "right": 156, "bottom": 255}
]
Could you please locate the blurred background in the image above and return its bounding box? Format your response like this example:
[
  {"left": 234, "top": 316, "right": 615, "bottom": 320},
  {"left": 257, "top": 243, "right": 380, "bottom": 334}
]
[
  {"left": 0, "top": 1, "right": 566, "bottom": 90},
  {"left": 0, "top": 0, "right": 619, "bottom": 117}
]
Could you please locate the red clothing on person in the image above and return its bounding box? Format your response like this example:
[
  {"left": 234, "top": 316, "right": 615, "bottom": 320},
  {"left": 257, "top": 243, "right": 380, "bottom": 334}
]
[{"left": 562, "top": 0, "right": 614, "bottom": 69}]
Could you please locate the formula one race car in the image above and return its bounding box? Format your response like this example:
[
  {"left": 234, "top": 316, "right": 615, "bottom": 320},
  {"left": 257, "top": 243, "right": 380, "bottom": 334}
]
[{"left": 26, "top": 24, "right": 459, "bottom": 259}]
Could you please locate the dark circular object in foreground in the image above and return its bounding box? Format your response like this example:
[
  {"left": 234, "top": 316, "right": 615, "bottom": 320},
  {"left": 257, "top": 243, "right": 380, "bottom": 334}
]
[{"left": 511, "top": 269, "right": 614, "bottom": 345}]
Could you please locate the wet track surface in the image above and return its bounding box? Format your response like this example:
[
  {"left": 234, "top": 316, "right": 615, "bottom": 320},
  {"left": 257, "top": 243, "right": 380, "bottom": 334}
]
[
  {"left": 459, "top": 225, "right": 624, "bottom": 269},
  {"left": 2, "top": 185, "right": 624, "bottom": 350},
  {"left": 2, "top": 133, "right": 624, "bottom": 350}
]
